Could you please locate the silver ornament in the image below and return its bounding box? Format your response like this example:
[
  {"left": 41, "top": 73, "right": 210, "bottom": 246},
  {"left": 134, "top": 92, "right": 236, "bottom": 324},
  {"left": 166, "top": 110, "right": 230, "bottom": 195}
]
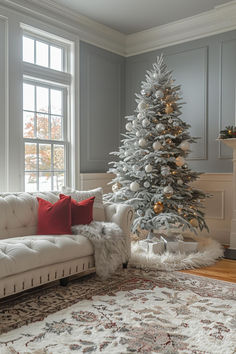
[
  {"left": 123, "top": 166, "right": 128, "bottom": 172},
  {"left": 155, "top": 90, "right": 164, "bottom": 99},
  {"left": 145, "top": 164, "right": 152, "bottom": 173},
  {"left": 136, "top": 131, "right": 141, "bottom": 137},
  {"left": 161, "top": 166, "right": 170, "bottom": 176},
  {"left": 139, "top": 138, "right": 147, "bottom": 147},
  {"left": 137, "top": 113, "right": 144, "bottom": 119},
  {"left": 179, "top": 141, "right": 190, "bottom": 151},
  {"left": 163, "top": 185, "right": 173, "bottom": 197},
  {"left": 142, "top": 118, "right": 150, "bottom": 128},
  {"left": 153, "top": 141, "right": 162, "bottom": 151},
  {"left": 124, "top": 151, "right": 129, "bottom": 157},
  {"left": 130, "top": 181, "right": 140, "bottom": 192},
  {"left": 125, "top": 122, "right": 132, "bottom": 132},
  {"left": 156, "top": 123, "right": 165, "bottom": 132},
  {"left": 144, "top": 181, "right": 150, "bottom": 188},
  {"left": 168, "top": 118, "right": 173, "bottom": 124},
  {"left": 177, "top": 179, "right": 183, "bottom": 185},
  {"left": 138, "top": 101, "right": 147, "bottom": 111},
  {"left": 141, "top": 89, "right": 146, "bottom": 95}
]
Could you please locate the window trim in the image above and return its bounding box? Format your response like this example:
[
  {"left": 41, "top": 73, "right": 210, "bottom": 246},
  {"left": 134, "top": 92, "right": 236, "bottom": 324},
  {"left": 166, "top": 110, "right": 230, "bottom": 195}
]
[{"left": 22, "top": 27, "right": 73, "bottom": 192}]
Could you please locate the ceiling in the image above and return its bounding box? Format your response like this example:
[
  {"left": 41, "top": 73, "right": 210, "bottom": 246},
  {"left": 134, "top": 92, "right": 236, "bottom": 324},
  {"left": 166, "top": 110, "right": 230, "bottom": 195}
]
[{"left": 51, "top": 0, "right": 232, "bottom": 34}]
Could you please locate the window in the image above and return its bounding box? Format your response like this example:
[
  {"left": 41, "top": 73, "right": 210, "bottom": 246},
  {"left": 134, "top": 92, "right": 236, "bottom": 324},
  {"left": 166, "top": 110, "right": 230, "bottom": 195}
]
[
  {"left": 22, "top": 30, "right": 71, "bottom": 192},
  {"left": 23, "top": 35, "right": 64, "bottom": 71}
]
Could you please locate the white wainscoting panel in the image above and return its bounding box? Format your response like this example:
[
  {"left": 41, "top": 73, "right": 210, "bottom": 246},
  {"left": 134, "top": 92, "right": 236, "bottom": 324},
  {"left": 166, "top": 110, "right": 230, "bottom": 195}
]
[
  {"left": 80, "top": 172, "right": 233, "bottom": 245},
  {"left": 80, "top": 173, "right": 115, "bottom": 194}
]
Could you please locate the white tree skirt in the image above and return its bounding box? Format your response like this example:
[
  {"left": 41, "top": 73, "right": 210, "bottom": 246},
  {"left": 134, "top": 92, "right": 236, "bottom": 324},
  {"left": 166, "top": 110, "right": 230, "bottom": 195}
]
[{"left": 130, "top": 237, "right": 224, "bottom": 271}]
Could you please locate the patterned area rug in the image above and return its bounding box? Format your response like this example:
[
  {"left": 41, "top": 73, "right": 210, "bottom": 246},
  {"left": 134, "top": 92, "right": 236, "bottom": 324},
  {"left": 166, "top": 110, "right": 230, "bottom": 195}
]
[{"left": 0, "top": 269, "right": 235, "bottom": 353}]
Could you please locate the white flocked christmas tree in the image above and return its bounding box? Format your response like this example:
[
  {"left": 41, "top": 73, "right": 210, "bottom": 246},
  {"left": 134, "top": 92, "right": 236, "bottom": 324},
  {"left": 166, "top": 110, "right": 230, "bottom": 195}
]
[{"left": 105, "top": 55, "right": 208, "bottom": 236}]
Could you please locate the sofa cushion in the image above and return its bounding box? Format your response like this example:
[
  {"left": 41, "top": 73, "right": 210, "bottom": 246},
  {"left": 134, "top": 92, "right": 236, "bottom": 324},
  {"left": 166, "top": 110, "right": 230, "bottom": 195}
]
[
  {"left": 0, "top": 234, "right": 94, "bottom": 279},
  {"left": 60, "top": 194, "right": 95, "bottom": 225},
  {"left": 61, "top": 187, "right": 105, "bottom": 221},
  {"left": 37, "top": 195, "right": 72, "bottom": 235}
]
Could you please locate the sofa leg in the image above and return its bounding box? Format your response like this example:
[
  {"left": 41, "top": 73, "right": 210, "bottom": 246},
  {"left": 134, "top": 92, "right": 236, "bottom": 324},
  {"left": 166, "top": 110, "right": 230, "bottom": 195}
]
[
  {"left": 123, "top": 262, "right": 128, "bottom": 269},
  {"left": 60, "top": 277, "right": 69, "bottom": 286}
]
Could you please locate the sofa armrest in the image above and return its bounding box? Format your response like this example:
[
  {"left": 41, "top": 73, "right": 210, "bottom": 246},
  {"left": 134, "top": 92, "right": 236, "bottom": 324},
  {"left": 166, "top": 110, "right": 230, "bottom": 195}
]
[
  {"left": 104, "top": 203, "right": 134, "bottom": 236},
  {"left": 104, "top": 203, "right": 134, "bottom": 261}
]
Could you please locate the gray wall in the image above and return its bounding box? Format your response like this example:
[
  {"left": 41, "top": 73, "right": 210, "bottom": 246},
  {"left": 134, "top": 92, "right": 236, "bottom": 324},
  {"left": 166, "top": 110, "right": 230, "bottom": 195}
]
[
  {"left": 80, "top": 30, "right": 236, "bottom": 173},
  {"left": 80, "top": 41, "right": 125, "bottom": 173},
  {"left": 125, "top": 30, "right": 236, "bottom": 173}
]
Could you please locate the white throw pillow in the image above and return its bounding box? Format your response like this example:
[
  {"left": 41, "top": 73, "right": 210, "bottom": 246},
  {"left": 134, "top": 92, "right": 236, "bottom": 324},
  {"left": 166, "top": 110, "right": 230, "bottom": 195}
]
[{"left": 61, "top": 186, "right": 105, "bottom": 222}]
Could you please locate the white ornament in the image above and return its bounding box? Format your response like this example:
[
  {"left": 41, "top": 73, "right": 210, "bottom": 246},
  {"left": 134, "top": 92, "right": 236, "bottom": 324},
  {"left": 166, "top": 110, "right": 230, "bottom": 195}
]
[
  {"left": 144, "top": 181, "right": 150, "bottom": 188},
  {"left": 168, "top": 118, "right": 173, "bottom": 124},
  {"left": 156, "top": 123, "right": 165, "bottom": 132},
  {"left": 139, "top": 138, "right": 147, "bottom": 147},
  {"left": 123, "top": 166, "right": 128, "bottom": 172},
  {"left": 155, "top": 90, "right": 164, "bottom": 99},
  {"left": 145, "top": 164, "right": 152, "bottom": 173},
  {"left": 179, "top": 141, "right": 190, "bottom": 151},
  {"left": 124, "top": 151, "right": 129, "bottom": 157},
  {"left": 137, "top": 113, "right": 144, "bottom": 120},
  {"left": 175, "top": 156, "right": 185, "bottom": 167},
  {"left": 163, "top": 185, "right": 173, "bottom": 197},
  {"left": 136, "top": 131, "right": 141, "bottom": 137},
  {"left": 138, "top": 101, "right": 147, "bottom": 111},
  {"left": 142, "top": 118, "right": 150, "bottom": 128},
  {"left": 125, "top": 122, "right": 132, "bottom": 132},
  {"left": 177, "top": 179, "right": 183, "bottom": 185},
  {"left": 161, "top": 166, "right": 170, "bottom": 176},
  {"left": 153, "top": 141, "right": 162, "bottom": 151},
  {"left": 141, "top": 89, "right": 146, "bottom": 95},
  {"left": 130, "top": 181, "right": 140, "bottom": 192}
]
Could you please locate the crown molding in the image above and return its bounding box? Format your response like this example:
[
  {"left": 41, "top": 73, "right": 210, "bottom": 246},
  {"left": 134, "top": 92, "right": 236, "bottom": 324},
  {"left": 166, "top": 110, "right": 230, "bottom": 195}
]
[
  {"left": 0, "top": 0, "right": 236, "bottom": 57},
  {"left": 0, "top": 0, "right": 126, "bottom": 56},
  {"left": 125, "top": 0, "right": 236, "bottom": 56}
]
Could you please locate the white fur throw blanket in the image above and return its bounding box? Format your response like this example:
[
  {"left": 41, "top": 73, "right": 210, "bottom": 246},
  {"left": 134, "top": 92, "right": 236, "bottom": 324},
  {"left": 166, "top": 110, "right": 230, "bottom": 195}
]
[{"left": 72, "top": 221, "right": 129, "bottom": 279}]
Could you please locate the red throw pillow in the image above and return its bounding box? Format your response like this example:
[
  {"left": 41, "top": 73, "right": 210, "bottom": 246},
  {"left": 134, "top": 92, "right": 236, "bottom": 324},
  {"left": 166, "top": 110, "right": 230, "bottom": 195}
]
[
  {"left": 37, "top": 195, "right": 72, "bottom": 235},
  {"left": 60, "top": 194, "right": 95, "bottom": 225}
]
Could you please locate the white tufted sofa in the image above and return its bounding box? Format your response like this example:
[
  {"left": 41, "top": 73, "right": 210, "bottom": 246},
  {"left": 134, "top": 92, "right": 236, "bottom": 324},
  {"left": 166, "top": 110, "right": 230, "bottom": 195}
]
[{"left": 0, "top": 191, "right": 133, "bottom": 299}]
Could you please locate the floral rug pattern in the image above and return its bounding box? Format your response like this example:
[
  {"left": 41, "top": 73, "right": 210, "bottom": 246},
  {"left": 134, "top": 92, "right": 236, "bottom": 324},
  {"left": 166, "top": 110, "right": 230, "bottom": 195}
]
[{"left": 0, "top": 269, "right": 235, "bottom": 353}]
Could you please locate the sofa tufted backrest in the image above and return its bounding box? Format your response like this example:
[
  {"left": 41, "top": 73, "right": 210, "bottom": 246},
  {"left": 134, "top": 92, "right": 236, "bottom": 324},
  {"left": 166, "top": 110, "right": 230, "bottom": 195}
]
[{"left": 0, "top": 192, "right": 59, "bottom": 240}]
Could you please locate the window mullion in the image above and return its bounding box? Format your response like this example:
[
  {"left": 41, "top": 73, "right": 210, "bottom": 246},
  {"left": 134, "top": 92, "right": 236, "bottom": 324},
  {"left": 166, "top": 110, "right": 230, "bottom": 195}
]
[
  {"left": 51, "top": 143, "right": 54, "bottom": 191},
  {"left": 36, "top": 142, "right": 39, "bottom": 191}
]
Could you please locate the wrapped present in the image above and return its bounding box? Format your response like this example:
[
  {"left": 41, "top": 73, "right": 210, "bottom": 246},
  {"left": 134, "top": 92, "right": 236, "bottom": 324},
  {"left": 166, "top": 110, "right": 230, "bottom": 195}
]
[
  {"left": 139, "top": 239, "right": 165, "bottom": 254},
  {"left": 160, "top": 235, "right": 180, "bottom": 253}
]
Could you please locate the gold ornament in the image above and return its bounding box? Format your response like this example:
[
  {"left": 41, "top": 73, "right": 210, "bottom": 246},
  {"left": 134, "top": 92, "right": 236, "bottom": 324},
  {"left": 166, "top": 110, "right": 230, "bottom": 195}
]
[
  {"left": 190, "top": 218, "right": 198, "bottom": 227},
  {"left": 153, "top": 201, "right": 164, "bottom": 214},
  {"left": 165, "top": 105, "right": 174, "bottom": 114},
  {"left": 166, "top": 138, "right": 172, "bottom": 144},
  {"left": 112, "top": 182, "right": 122, "bottom": 193}
]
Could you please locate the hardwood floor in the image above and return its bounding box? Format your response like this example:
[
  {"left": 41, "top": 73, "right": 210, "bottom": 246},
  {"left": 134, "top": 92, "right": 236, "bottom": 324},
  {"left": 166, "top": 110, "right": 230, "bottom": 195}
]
[{"left": 181, "top": 259, "right": 236, "bottom": 283}]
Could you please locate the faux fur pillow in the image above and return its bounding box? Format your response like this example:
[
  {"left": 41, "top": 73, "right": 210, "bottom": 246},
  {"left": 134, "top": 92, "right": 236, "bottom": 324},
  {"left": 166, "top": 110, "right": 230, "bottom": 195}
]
[{"left": 61, "top": 186, "right": 105, "bottom": 222}]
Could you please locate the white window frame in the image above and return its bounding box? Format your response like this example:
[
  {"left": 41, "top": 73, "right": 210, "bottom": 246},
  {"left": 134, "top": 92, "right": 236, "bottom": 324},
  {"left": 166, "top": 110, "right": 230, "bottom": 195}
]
[{"left": 22, "top": 27, "right": 73, "bottom": 192}]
